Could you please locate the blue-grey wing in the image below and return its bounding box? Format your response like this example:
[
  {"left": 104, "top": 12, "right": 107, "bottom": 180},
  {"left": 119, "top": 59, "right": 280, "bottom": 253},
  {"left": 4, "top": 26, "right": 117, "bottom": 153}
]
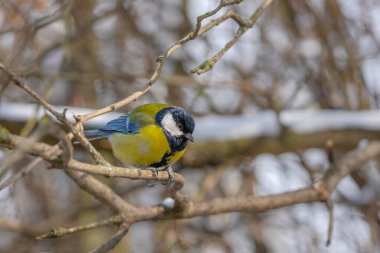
[
  {"left": 99, "top": 115, "right": 139, "bottom": 133},
  {"left": 84, "top": 115, "right": 139, "bottom": 140}
]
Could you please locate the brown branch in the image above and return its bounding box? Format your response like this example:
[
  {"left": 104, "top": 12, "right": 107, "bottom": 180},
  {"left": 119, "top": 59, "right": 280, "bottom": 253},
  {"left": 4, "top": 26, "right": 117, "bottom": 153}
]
[
  {"left": 325, "top": 201, "right": 334, "bottom": 246},
  {"left": 32, "top": 137, "right": 380, "bottom": 239},
  {"left": 34, "top": 188, "right": 323, "bottom": 239},
  {"left": 0, "top": 128, "right": 185, "bottom": 192},
  {"left": 318, "top": 141, "right": 380, "bottom": 192},
  {"left": 89, "top": 223, "right": 130, "bottom": 253},
  {"left": 98, "top": 138, "right": 380, "bottom": 222},
  {"left": 35, "top": 171, "right": 184, "bottom": 240},
  {"left": 36, "top": 217, "right": 119, "bottom": 240},
  {"left": 0, "top": 121, "right": 72, "bottom": 191},
  {"left": 0, "top": 124, "right": 140, "bottom": 236},
  {"left": 65, "top": 170, "right": 137, "bottom": 213},
  {"left": 0, "top": 63, "right": 62, "bottom": 120},
  {"left": 0, "top": 157, "right": 45, "bottom": 191},
  {"left": 0, "top": 62, "right": 109, "bottom": 166},
  {"left": 1, "top": 125, "right": 140, "bottom": 241},
  {"left": 42, "top": 188, "right": 325, "bottom": 237},
  {"left": 190, "top": 0, "right": 244, "bottom": 40},
  {"left": 191, "top": 0, "right": 275, "bottom": 74},
  {"left": 0, "top": 124, "right": 45, "bottom": 179}
]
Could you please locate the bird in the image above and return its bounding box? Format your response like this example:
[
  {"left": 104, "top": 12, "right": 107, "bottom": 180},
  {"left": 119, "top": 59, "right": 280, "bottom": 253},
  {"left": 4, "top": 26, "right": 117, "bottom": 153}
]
[{"left": 84, "top": 103, "right": 195, "bottom": 183}]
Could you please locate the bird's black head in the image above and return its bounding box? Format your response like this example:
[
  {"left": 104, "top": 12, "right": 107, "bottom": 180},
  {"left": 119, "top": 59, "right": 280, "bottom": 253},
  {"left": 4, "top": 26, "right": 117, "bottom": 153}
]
[{"left": 156, "top": 106, "right": 195, "bottom": 151}]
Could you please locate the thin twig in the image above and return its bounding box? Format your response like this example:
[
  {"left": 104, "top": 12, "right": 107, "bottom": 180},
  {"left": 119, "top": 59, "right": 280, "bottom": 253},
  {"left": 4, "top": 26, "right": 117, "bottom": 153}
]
[
  {"left": 0, "top": 62, "right": 109, "bottom": 166},
  {"left": 326, "top": 139, "right": 335, "bottom": 165},
  {"left": 65, "top": 170, "right": 138, "bottom": 213},
  {"left": 0, "top": 121, "right": 73, "bottom": 191},
  {"left": 325, "top": 200, "right": 334, "bottom": 246},
  {"left": 36, "top": 217, "right": 119, "bottom": 240},
  {"left": 89, "top": 223, "right": 130, "bottom": 253},
  {"left": 324, "top": 140, "right": 335, "bottom": 246},
  {"left": 190, "top": 0, "right": 245, "bottom": 40},
  {"left": 0, "top": 63, "right": 62, "bottom": 119},
  {"left": 0, "top": 157, "right": 44, "bottom": 191},
  {"left": 191, "top": 0, "right": 275, "bottom": 74}
]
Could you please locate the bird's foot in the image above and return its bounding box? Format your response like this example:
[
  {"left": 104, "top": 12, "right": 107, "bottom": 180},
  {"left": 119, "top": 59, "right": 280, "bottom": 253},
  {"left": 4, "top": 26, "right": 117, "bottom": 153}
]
[
  {"left": 161, "top": 167, "right": 174, "bottom": 185},
  {"left": 145, "top": 167, "right": 158, "bottom": 187}
]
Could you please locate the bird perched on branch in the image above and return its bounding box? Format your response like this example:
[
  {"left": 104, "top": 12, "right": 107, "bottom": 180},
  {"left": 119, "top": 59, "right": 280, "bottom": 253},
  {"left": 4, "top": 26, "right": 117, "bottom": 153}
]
[{"left": 84, "top": 103, "right": 195, "bottom": 183}]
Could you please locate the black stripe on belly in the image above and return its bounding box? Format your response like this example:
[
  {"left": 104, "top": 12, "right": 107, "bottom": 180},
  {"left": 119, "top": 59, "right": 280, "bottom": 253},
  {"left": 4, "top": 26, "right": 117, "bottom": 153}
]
[
  {"left": 150, "top": 152, "right": 172, "bottom": 168},
  {"left": 150, "top": 135, "right": 187, "bottom": 168}
]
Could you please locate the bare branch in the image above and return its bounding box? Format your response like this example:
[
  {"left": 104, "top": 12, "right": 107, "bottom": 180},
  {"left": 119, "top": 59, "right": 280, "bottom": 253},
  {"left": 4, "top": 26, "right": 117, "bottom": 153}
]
[
  {"left": 190, "top": 0, "right": 245, "bottom": 40},
  {"left": 318, "top": 141, "right": 380, "bottom": 192},
  {"left": 0, "top": 157, "right": 44, "bottom": 191},
  {"left": 0, "top": 62, "right": 109, "bottom": 166},
  {"left": 191, "top": 0, "right": 275, "bottom": 74},
  {"left": 89, "top": 224, "right": 130, "bottom": 253},
  {"left": 36, "top": 217, "right": 119, "bottom": 240},
  {"left": 325, "top": 201, "right": 334, "bottom": 246},
  {"left": 65, "top": 170, "right": 137, "bottom": 213},
  {"left": 0, "top": 63, "right": 62, "bottom": 119}
]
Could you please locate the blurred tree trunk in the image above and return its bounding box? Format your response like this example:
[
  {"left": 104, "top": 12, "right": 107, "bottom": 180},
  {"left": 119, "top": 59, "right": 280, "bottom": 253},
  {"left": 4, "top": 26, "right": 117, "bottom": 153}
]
[{"left": 62, "top": 0, "right": 99, "bottom": 107}]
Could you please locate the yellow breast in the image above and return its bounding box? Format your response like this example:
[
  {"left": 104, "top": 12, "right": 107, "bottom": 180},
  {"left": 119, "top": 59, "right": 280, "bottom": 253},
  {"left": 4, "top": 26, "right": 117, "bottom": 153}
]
[{"left": 109, "top": 125, "right": 185, "bottom": 168}]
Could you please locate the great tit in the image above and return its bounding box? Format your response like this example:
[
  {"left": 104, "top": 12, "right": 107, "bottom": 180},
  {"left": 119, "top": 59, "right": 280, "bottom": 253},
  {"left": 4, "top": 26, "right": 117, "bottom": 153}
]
[{"left": 84, "top": 103, "right": 195, "bottom": 180}]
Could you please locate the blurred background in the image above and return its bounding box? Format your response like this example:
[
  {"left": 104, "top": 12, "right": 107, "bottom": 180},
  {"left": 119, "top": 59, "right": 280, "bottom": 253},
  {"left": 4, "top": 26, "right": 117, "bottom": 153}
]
[{"left": 0, "top": 0, "right": 380, "bottom": 252}]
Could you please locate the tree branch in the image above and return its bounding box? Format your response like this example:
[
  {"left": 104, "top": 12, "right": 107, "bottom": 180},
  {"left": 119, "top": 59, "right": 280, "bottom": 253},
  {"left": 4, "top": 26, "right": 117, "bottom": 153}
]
[
  {"left": 64, "top": 170, "right": 137, "bottom": 214},
  {"left": 89, "top": 224, "right": 130, "bottom": 253},
  {"left": 0, "top": 127, "right": 185, "bottom": 192},
  {"left": 191, "top": 0, "right": 275, "bottom": 74},
  {"left": 36, "top": 216, "right": 120, "bottom": 240},
  {"left": 9, "top": 130, "right": 375, "bottom": 239},
  {"left": 0, "top": 62, "right": 109, "bottom": 166}
]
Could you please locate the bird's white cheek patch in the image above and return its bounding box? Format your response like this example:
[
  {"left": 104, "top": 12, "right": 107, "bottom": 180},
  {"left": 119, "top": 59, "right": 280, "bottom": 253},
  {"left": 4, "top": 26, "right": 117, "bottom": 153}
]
[{"left": 161, "top": 113, "right": 183, "bottom": 136}]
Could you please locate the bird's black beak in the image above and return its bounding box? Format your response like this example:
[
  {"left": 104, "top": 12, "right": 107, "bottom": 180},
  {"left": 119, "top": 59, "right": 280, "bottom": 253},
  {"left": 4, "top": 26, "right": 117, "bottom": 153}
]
[{"left": 184, "top": 133, "right": 194, "bottom": 142}]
